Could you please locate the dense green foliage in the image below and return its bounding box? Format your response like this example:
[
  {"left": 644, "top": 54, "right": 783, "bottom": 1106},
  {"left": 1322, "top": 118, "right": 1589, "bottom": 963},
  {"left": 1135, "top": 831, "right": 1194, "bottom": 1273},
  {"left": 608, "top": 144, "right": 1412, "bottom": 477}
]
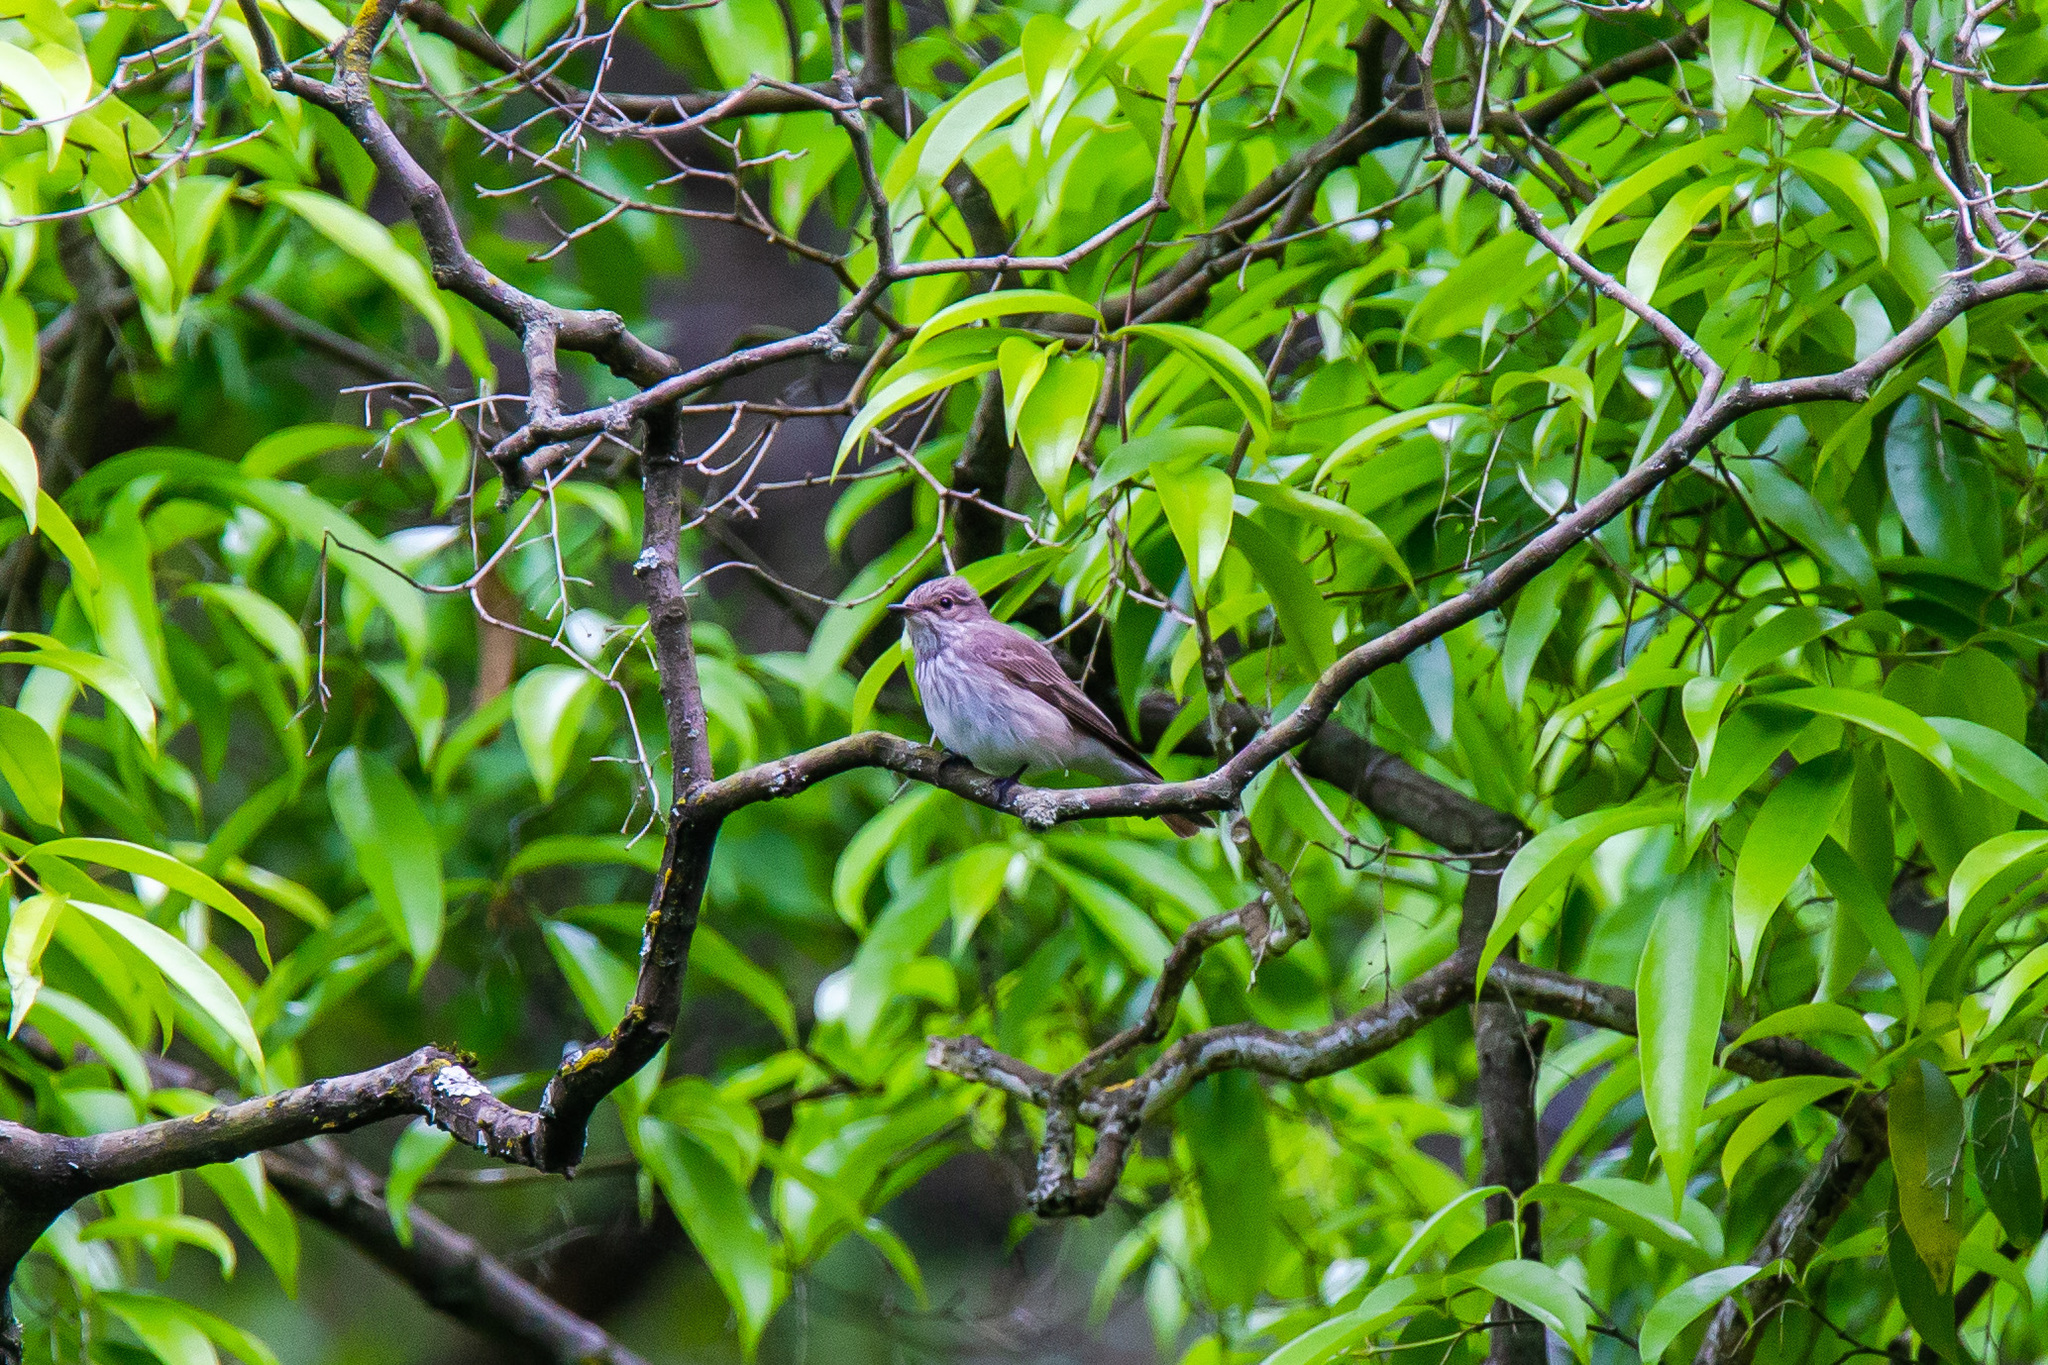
[{"left": 1, "top": 0, "right": 2048, "bottom": 1360}]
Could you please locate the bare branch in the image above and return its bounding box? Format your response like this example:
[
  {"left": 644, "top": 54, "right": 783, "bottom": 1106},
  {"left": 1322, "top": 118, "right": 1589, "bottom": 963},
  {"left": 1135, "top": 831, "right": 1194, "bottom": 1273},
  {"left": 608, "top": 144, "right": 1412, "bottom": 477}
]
[{"left": 266, "top": 1143, "right": 655, "bottom": 1365}]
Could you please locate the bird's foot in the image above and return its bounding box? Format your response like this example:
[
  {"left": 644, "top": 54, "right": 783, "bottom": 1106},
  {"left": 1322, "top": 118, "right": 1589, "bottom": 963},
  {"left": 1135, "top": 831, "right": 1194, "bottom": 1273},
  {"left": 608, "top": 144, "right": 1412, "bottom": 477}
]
[{"left": 989, "top": 765, "right": 1028, "bottom": 805}]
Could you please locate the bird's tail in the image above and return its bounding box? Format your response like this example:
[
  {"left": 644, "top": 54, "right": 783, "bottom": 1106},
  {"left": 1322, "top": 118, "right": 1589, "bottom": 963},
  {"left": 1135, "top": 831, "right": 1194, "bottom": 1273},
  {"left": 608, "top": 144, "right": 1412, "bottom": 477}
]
[{"left": 1116, "top": 755, "right": 1212, "bottom": 838}]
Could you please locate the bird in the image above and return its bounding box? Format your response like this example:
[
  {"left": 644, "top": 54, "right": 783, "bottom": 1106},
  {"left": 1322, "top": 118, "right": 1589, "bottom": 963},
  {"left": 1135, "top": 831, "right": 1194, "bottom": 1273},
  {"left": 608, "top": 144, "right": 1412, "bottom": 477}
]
[{"left": 890, "top": 575, "right": 1209, "bottom": 838}]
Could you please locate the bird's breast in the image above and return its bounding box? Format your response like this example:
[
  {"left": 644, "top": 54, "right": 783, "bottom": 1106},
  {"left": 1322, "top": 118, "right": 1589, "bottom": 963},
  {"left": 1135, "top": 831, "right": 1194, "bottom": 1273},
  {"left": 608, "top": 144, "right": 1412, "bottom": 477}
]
[{"left": 915, "top": 650, "right": 1073, "bottom": 775}]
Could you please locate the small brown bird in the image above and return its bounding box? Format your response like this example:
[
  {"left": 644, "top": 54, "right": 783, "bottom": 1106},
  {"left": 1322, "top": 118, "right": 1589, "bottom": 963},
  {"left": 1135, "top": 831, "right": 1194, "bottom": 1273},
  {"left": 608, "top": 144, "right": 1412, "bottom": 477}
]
[{"left": 890, "top": 576, "right": 1208, "bottom": 837}]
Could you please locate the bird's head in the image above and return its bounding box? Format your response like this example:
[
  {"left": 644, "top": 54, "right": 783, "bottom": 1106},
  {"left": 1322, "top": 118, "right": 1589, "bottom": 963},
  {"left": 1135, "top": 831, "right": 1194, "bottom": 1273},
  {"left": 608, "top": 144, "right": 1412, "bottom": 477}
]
[{"left": 890, "top": 575, "right": 990, "bottom": 650}]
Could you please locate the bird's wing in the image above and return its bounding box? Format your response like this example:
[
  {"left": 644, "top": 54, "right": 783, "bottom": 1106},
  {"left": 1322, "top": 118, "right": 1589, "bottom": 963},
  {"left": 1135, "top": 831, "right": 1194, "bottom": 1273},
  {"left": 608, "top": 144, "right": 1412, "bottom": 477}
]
[{"left": 978, "top": 626, "right": 1162, "bottom": 779}]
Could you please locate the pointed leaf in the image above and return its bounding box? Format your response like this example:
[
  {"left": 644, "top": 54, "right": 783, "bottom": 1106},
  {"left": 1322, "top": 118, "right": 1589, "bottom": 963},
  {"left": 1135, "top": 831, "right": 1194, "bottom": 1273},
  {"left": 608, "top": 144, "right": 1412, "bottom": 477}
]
[
  {"left": 1638, "top": 1266, "right": 1761, "bottom": 1361},
  {"left": 1731, "top": 751, "right": 1854, "bottom": 990},
  {"left": 513, "top": 665, "right": 604, "bottom": 802},
  {"left": 0, "top": 704, "right": 60, "bottom": 825},
  {"left": 71, "top": 900, "right": 264, "bottom": 1077},
  {"left": 1154, "top": 464, "right": 1234, "bottom": 603},
  {"left": 327, "top": 748, "right": 444, "bottom": 973},
  {"left": 1637, "top": 868, "right": 1729, "bottom": 1212}
]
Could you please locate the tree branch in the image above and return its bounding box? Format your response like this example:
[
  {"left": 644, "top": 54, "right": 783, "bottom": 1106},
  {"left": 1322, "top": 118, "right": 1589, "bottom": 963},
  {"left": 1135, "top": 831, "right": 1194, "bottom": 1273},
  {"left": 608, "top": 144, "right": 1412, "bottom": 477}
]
[
  {"left": 265, "top": 1143, "right": 655, "bottom": 1365},
  {"left": 1465, "top": 853, "right": 1546, "bottom": 1365},
  {"left": 1690, "top": 1099, "right": 1889, "bottom": 1365},
  {"left": 931, "top": 943, "right": 1873, "bottom": 1219}
]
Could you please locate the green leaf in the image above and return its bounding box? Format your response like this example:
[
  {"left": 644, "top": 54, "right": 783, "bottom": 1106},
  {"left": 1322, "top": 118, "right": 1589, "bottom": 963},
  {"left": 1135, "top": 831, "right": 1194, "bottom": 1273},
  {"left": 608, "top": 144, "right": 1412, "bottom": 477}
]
[
  {"left": 1522, "top": 1178, "right": 1721, "bottom": 1266},
  {"left": 99, "top": 1292, "right": 222, "bottom": 1365},
  {"left": 1406, "top": 231, "right": 1547, "bottom": 341},
  {"left": 1463, "top": 1260, "right": 1590, "bottom": 1359},
  {"left": 1786, "top": 148, "right": 1889, "bottom": 261},
  {"left": 371, "top": 661, "right": 449, "bottom": 767},
  {"left": 103, "top": 1293, "right": 281, "bottom": 1365},
  {"left": 541, "top": 919, "right": 637, "bottom": 1032},
  {"left": 1945, "top": 830, "right": 2048, "bottom": 932},
  {"left": 1625, "top": 180, "right": 1733, "bottom": 306},
  {"left": 1016, "top": 352, "right": 1102, "bottom": 504},
  {"left": 33, "top": 837, "right": 271, "bottom": 967},
  {"left": 263, "top": 185, "right": 453, "bottom": 363},
  {"left": 1720, "top": 1077, "right": 1852, "bottom": 1185},
  {"left": 1811, "top": 837, "right": 1923, "bottom": 1025},
  {"left": 188, "top": 584, "right": 309, "bottom": 698},
  {"left": 240, "top": 423, "right": 373, "bottom": 479},
  {"left": 998, "top": 336, "right": 1055, "bottom": 441},
  {"left": 1720, "top": 605, "right": 1848, "bottom": 682},
  {"left": 33, "top": 491, "right": 97, "bottom": 590},
  {"left": 1731, "top": 751, "right": 1853, "bottom": 990},
  {"left": 506, "top": 833, "right": 663, "bottom": 878},
  {"left": 1385, "top": 1185, "right": 1505, "bottom": 1274},
  {"left": 836, "top": 330, "right": 1005, "bottom": 470},
  {"left": 512, "top": 665, "right": 604, "bottom": 802},
  {"left": 0, "top": 308, "right": 35, "bottom": 436},
  {"left": 1890, "top": 1057, "right": 1966, "bottom": 1291},
  {"left": 88, "top": 502, "right": 170, "bottom": 706},
  {"left": 0, "top": 643, "right": 155, "bottom": 749},
  {"left": 1153, "top": 464, "right": 1234, "bottom": 603},
  {"left": 0, "top": 704, "right": 60, "bottom": 826},
  {"left": 690, "top": 926, "right": 798, "bottom": 1046},
  {"left": 1927, "top": 716, "right": 2048, "bottom": 822},
  {"left": 1233, "top": 516, "right": 1336, "bottom": 675},
  {"left": 1754, "top": 688, "right": 1952, "bottom": 772},
  {"left": 833, "top": 787, "right": 940, "bottom": 932},
  {"left": 886, "top": 61, "right": 1027, "bottom": 198},
  {"left": 1493, "top": 366, "right": 1598, "bottom": 424},
  {"left": 81, "top": 1214, "right": 236, "bottom": 1278},
  {"left": 0, "top": 413, "right": 33, "bottom": 527},
  {"left": 1968, "top": 1067, "right": 2043, "bottom": 1246},
  {"left": 1883, "top": 395, "right": 2001, "bottom": 584},
  {"left": 1235, "top": 479, "right": 1412, "bottom": 589},
  {"left": 0, "top": 42, "right": 77, "bottom": 169},
  {"left": 946, "top": 844, "right": 1010, "bottom": 953},
  {"left": 1484, "top": 802, "right": 1679, "bottom": 986},
  {"left": 1890, "top": 1199, "right": 1960, "bottom": 1359},
  {"left": 4, "top": 891, "right": 61, "bottom": 1036},
  {"left": 1637, "top": 1266, "right": 1760, "bottom": 1361},
  {"left": 1045, "top": 864, "right": 1171, "bottom": 974},
  {"left": 1725, "top": 1002, "right": 1874, "bottom": 1054},
  {"left": 71, "top": 899, "right": 265, "bottom": 1077},
  {"left": 849, "top": 640, "right": 905, "bottom": 736},
  {"left": 1710, "top": 0, "right": 1775, "bottom": 109},
  {"left": 1091, "top": 426, "right": 1236, "bottom": 495},
  {"left": 194, "top": 1157, "right": 298, "bottom": 1295},
  {"left": 1559, "top": 133, "right": 1740, "bottom": 253},
  {"left": 327, "top": 748, "right": 445, "bottom": 974},
  {"left": 32, "top": 988, "right": 151, "bottom": 1099},
  {"left": 1186, "top": 1071, "right": 1272, "bottom": 1307},
  {"left": 384, "top": 1119, "right": 456, "bottom": 1247},
  {"left": 1637, "top": 868, "right": 1729, "bottom": 1213},
  {"left": 1733, "top": 463, "right": 1880, "bottom": 606},
  {"left": 911, "top": 289, "right": 1101, "bottom": 351},
  {"left": 1311, "top": 404, "right": 1477, "bottom": 490},
  {"left": 1253, "top": 1276, "right": 1423, "bottom": 1365},
  {"left": 636, "top": 1116, "right": 783, "bottom": 1356},
  {"left": 1971, "top": 941, "right": 2048, "bottom": 1051},
  {"left": 1118, "top": 323, "right": 1272, "bottom": 447},
  {"left": 1502, "top": 551, "right": 1576, "bottom": 708}
]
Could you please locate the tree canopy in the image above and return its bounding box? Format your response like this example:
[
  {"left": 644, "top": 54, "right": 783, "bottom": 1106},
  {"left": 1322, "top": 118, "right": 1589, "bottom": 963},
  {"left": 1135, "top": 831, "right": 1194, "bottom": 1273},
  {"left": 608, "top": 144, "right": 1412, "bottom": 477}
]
[{"left": 0, "top": 0, "right": 2046, "bottom": 1361}]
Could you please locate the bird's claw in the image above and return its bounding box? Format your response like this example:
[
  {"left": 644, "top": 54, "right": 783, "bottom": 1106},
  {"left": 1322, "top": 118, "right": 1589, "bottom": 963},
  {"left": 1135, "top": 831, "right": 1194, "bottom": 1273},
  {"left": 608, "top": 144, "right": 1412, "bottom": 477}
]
[{"left": 989, "top": 766, "right": 1027, "bottom": 806}]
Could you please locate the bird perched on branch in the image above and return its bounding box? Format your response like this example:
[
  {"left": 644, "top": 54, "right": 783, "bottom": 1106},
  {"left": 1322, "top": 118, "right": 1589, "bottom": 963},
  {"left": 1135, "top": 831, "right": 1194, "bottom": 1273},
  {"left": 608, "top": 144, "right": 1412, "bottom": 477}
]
[{"left": 890, "top": 576, "right": 1210, "bottom": 838}]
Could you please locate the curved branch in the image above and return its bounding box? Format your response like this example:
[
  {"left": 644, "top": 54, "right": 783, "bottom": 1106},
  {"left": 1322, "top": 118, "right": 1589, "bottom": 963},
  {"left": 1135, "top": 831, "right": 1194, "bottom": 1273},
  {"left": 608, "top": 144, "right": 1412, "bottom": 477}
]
[
  {"left": 932, "top": 945, "right": 1874, "bottom": 1218},
  {"left": 266, "top": 1143, "right": 655, "bottom": 1365}
]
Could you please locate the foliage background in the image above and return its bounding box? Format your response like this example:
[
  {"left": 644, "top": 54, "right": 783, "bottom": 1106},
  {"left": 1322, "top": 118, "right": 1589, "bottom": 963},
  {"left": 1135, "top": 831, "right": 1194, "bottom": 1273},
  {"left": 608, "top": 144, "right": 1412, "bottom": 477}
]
[{"left": 0, "top": 0, "right": 2047, "bottom": 1361}]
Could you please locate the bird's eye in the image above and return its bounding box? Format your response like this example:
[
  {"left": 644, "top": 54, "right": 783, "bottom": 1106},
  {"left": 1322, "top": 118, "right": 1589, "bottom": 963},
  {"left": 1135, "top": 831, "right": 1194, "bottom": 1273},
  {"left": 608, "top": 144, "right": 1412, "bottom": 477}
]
[{"left": 937, "top": 596, "right": 954, "bottom": 610}]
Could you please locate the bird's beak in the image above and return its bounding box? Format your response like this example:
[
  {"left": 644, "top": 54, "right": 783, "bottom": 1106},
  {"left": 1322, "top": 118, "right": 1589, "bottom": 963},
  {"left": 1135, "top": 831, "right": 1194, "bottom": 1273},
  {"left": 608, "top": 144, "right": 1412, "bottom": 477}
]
[{"left": 887, "top": 602, "right": 911, "bottom": 615}]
